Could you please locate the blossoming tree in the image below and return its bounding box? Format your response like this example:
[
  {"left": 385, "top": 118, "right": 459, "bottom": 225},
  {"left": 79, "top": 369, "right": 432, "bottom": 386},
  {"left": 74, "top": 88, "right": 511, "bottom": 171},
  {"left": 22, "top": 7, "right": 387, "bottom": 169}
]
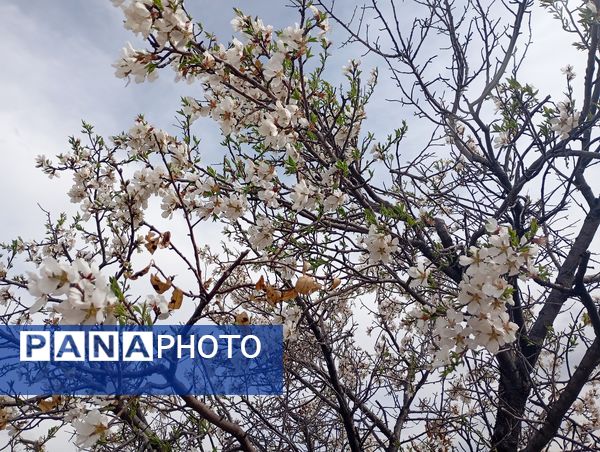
[{"left": 1, "top": 0, "right": 600, "bottom": 450}]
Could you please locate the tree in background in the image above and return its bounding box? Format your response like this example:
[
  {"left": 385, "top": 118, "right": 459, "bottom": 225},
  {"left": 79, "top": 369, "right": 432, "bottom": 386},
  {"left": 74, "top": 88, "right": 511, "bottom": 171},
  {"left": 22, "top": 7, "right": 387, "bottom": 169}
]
[{"left": 1, "top": 0, "right": 600, "bottom": 450}]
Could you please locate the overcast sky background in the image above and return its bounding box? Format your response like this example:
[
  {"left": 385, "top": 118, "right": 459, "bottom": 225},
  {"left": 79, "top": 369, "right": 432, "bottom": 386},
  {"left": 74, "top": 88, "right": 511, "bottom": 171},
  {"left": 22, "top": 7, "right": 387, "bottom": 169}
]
[
  {"left": 0, "top": 0, "right": 587, "bottom": 449},
  {"left": 0, "top": 0, "right": 583, "bottom": 244}
]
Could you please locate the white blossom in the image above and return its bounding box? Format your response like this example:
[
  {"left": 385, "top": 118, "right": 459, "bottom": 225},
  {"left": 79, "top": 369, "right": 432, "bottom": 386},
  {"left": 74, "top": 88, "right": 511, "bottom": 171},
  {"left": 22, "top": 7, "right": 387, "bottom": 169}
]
[
  {"left": 410, "top": 220, "right": 538, "bottom": 365},
  {"left": 278, "top": 24, "right": 304, "bottom": 51},
  {"left": 407, "top": 260, "right": 431, "bottom": 288},
  {"left": 258, "top": 188, "right": 280, "bottom": 208},
  {"left": 27, "top": 257, "right": 78, "bottom": 313},
  {"left": 290, "top": 180, "right": 317, "bottom": 211},
  {"left": 264, "top": 52, "right": 286, "bottom": 80},
  {"left": 248, "top": 217, "right": 275, "bottom": 251},
  {"left": 551, "top": 101, "right": 580, "bottom": 139},
  {"left": 323, "top": 189, "right": 348, "bottom": 212},
  {"left": 493, "top": 131, "right": 510, "bottom": 149},
  {"left": 561, "top": 65, "right": 576, "bottom": 81},
  {"left": 148, "top": 294, "right": 170, "bottom": 320},
  {"left": 274, "top": 304, "right": 302, "bottom": 341},
  {"left": 122, "top": 1, "right": 153, "bottom": 38},
  {"left": 362, "top": 225, "right": 399, "bottom": 264},
  {"left": 221, "top": 193, "right": 248, "bottom": 221},
  {"left": 113, "top": 43, "right": 157, "bottom": 83},
  {"left": 73, "top": 409, "right": 110, "bottom": 448},
  {"left": 28, "top": 258, "right": 116, "bottom": 324}
]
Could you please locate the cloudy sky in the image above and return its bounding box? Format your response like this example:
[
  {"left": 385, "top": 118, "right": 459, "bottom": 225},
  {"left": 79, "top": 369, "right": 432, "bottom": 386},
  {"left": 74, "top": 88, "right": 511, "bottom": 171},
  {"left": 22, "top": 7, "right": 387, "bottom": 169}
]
[{"left": 0, "top": 0, "right": 582, "bottom": 245}]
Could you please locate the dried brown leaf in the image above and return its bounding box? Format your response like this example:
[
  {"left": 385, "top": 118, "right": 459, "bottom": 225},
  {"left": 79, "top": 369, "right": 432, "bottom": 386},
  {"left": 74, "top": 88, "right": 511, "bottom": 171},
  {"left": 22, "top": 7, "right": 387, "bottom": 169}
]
[
  {"left": 150, "top": 273, "right": 172, "bottom": 294},
  {"left": 169, "top": 287, "right": 184, "bottom": 310},
  {"left": 160, "top": 231, "right": 171, "bottom": 249},
  {"left": 38, "top": 395, "right": 61, "bottom": 413},
  {"left": 126, "top": 261, "right": 153, "bottom": 280},
  {"left": 295, "top": 275, "right": 321, "bottom": 295},
  {"left": 235, "top": 311, "right": 250, "bottom": 325},
  {"left": 330, "top": 277, "right": 342, "bottom": 290},
  {"left": 144, "top": 231, "right": 160, "bottom": 254}
]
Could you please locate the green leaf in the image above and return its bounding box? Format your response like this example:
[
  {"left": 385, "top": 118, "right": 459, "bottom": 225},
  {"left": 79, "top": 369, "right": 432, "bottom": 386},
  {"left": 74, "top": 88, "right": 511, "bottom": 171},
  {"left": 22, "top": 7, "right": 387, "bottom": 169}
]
[
  {"left": 206, "top": 166, "right": 217, "bottom": 178},
  {"left": 335, "top": 160, "right": 349, "bottom": 176},
  {"left": 109, "top": 277, "right": 125, "bottom": 303},
  {"left": 527, "top": 218, "right": 539, "bottom": 240},
  {"left": 364, "top": 208, "right": 377, "bottom": 226},
  {"left": 284, "top": 156, "right": 298, "bottom": 175}
]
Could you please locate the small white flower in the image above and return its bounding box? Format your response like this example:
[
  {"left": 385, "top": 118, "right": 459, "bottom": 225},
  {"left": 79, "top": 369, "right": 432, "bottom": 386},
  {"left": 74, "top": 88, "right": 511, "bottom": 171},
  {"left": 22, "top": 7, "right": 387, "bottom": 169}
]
[
  {"left": 407, "top": 260, "right": 431, "bottom": 288},
  {"left": 494, "top": 131, "right": 510, "bottom": 149},
  {"left": 323, "top": 189, "right": 348, "bottom": 212},
  {"left": 258, "top": 188, "right": 280, "bottom": 208},
  {"left": 148, "top": 294, "right": 169, "bottom": 320},
  {"left": 222, "top": 193, "right": 247, "bottom": 221},
  {"left": 248, "top": 217, "right": 275, "bottom": 251},
  {"left": 485, "top": 218, "right": 499, "bottom": 233},
  {"left": 27, "top": 257, "right": 79, "bottom": 313},
  {"left": 561, "top": 65, "right": 576, "bottom": 81},
  {"left": 264, "top": 52, "right": 286, "bottom": 80},
  {"left": 258, "top": 114, "right": 278, "bottom": 137},
  {"left": 278, "top": 24, "right": 304, "bottom": 51},
  {"left": 362, "top": 225, "right": 399, "bottom": 264},
  {"left": 112, "top": 43, "right": 158, "bottom": 84},
  {"left": 343, "top": 59, "right": 361, "bottom": 75},
  {"left": 274, "top": 304, "right": 302, "bottom": 341},
  {"left": 73, "top": 409, "right": 110, "bottom": 448},
  {"left": 550, "top": 101, "right": 580, "bottom": 139},
  {"left": 231, "top": 15, "right": 246, "bottom": 32},
  {"left": 290, "top": 180, "right": 317, "bottom": 211},
  {"left": 123, "top": 1, "right": 154, "bottom": 38}
]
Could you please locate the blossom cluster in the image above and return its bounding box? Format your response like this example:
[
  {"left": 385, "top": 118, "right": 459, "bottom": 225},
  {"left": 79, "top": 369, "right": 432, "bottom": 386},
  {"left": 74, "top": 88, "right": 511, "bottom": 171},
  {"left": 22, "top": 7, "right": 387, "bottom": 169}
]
[
  {"left": 27, "top": 257, "right": 116, "bottom": 324},
  {"left": 551, "top": 100, "right": 581, "bottom": 139},
  {"left": 408, "top": 219, "right": 539, "bottom": 366},
  {"left": 108, "top": 3, "right": 359, "bottom": 232},
  {"left": 111, "top": 0, "right": 367, "bottom": 165},
  {"left": 248, "top": 217, "right": 275, "bottom": 251},
  {"left": 112, "top": 0, "right": 194, "bottom": 82},
  {"left": 273, "top": 304, "right": 302, "bottom": 341},
  {"left": 72, "top": 409, "right": 111, "bottom": 448},
  {"left": 362, "top": 225, "right": 399, "bottom": 264},
  {"left": 245, "top": 160, "right": 279, "bottom": 209},
  {"left": 112, "top": 1, "right": 322, "bottom": 149}
]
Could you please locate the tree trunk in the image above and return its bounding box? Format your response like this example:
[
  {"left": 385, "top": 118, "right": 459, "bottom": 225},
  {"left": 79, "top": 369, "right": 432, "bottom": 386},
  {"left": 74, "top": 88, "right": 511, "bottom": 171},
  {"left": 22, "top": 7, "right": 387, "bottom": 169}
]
[{"left": 492, "top": 352, "right": 530, "bottom": 451}]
